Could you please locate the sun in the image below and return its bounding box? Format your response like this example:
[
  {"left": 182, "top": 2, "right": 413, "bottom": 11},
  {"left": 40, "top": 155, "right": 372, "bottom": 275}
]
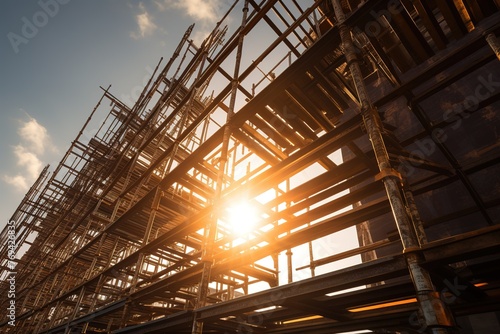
[{"left": 226, "top": 202, "right": 259, "bottom": 236}]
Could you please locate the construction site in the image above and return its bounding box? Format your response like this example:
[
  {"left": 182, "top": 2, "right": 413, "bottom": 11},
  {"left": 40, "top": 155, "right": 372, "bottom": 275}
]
[{"left": 2, "top": 0, "right": 500, "bottom": 333}]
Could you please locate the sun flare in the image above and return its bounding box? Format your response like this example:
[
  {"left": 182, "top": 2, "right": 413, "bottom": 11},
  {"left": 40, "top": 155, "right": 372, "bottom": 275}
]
[{"left": 226, "top": 202, "right": 259, "bottom": 236}]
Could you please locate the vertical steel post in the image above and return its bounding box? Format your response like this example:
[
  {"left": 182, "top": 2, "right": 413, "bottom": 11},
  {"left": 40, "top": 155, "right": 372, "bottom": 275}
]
[
  {"left": 308, "top": 230, "right": 316, "bottom": 278},
  {"left": 33, "top": 306, "right": 53, "bottom": 333},
  {"left": 134, "top": 189, "right": 161, "bottom": 288},
  {"left": 285, "top": 180, "right": 294, "bottom": 283},
  {"left": 403, "top": 181, "right": 428, "bottom": 246},
  {"left": 65, "top": 286, "right": 86, "bottom": 334},
  {"left": 330, "top": 1, "right": 455, "bottom": 332},
  {"left": 191, "top": 2, "right": 249, "bottom": 333}
]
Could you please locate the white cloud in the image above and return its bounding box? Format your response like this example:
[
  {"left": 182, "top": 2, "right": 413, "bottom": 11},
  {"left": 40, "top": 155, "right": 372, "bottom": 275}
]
[
  {"left": 2, "top": 175, "right": 28, "bottom": 191},
  {"left": 139, "top": 0, "right": 227, "bottom": 44},
  {"left": 18, "top": 117, "right": 56, "bottom": 154},
  {"left": 13, "top": 145, "right": 43, "bottom": 180},
  {"left": 167, "top": 0, "right": 221, "bottom": 22},
  {"left": 156, "top": 0, "right": 226, "bottom": 44},
  {"left": 130, "top": 3, "right": 158, "bottom": 39},
  {"left": 2, "top": 117, "right": 55, "bottom": 192}
]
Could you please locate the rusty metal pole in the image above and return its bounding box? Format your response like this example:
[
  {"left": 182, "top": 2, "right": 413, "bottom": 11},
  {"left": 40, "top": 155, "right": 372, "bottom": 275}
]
[
  {"left": 403, "top": 180, "right": 428, "bottom": 246},
  {"left": 130, "top": 188, "right": 162, "bottom": 293},
  {"left": 330, "top": 1, "right": 455, "bottom": 333},
  {"left": 191, "top": 2, "right": 249, "bottom": 333},
  {"left": 65, "top": 286, "right": 86, "bottom": 334}
]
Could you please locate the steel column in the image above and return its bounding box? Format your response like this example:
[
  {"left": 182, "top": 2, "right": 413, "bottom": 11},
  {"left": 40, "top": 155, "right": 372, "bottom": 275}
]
[{"left": 330, "top": 0, "right": 455, "bottom": 332}]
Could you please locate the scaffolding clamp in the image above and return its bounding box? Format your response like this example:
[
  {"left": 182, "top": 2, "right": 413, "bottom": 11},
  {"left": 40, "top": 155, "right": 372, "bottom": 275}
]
[
  {"left": 375, "top": 168, "right": 402, "bottom": 183},
  {"left": 402, "top": 246, "right": 421, "bottom": 254},
  {"left": 200, "top": 255, "right": 214, "bottom": 264}
]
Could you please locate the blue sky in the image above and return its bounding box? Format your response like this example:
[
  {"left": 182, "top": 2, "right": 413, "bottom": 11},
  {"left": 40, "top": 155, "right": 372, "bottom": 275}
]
[{"left": 0, "top": 0, "right": 237, "bottom": 231}]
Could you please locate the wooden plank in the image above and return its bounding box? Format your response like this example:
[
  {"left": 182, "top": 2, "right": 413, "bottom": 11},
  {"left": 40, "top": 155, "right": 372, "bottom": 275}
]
[
  {"left": 236, "top": 126, "right": 284, "bottom": 164},
  {"left": 257, "top": 106, "right": 305, "bottom": 148},
  {"left": 247, "top": 112, "right": 293, "bottom": 149},
  {"left": 268, "top": 97, "right": 318, "bottom": 140},
  {"left": 286, "top": 84, "right": 335, "bottom": 131},
  {"left": 362, "top": 34, "right": 402, "bottom": 83},
  {"left": 463, "top": 0, "right": 485, "bottom": 22},
  {"left": 413, "top": 0, "right": 448, "bottom": 50},
  {"left": 375, "top": 27, "right": 415, "bottom": 73},
  {"left": 311, "top": 66, "right": 351, "bottom": 110},
  {"left": 389, "top": 5, "right": 434, "bottom": 63},
  {"left": 436, "top": 0, "right": 468, "bottom": 40}
]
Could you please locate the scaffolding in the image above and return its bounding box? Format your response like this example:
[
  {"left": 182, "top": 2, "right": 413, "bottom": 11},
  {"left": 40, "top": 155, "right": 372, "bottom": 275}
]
[{"left": 1, "top": 1, "right": 500, "bottom": 333}]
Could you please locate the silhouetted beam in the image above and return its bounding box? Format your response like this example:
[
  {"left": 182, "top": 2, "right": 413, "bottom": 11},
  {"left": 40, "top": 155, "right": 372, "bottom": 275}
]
[
  {"left": 422, "top": 225, "right": 500, "bottom": 265},
  {"left": 390, "top": 6, "right": 434, "bottom": 63},
  {"left": 197, "top": 256, "right": 407, "bottom": 320},
  {"left": 374, "top": 11, "right": 500, "bottom": 107},
  {"left": 436, "top": 1, "right": 468, "bottom": 39},
  {"left": 413, "top": 0, "right": 447, "bottom": 50},
  {"left": 113, "top": 310, "right": 193, "bottom": 333}
]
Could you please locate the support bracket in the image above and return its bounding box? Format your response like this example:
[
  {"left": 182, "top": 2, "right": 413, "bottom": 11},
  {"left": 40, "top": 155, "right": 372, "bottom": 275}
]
[{"left": 375, "top": 168, "right": 402, "bottom": 183}]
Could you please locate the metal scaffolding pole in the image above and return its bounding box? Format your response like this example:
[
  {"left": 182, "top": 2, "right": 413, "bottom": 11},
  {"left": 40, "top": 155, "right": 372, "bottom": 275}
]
[
  {"left": 191, "top": 2, "right": 248, "bottom": 333},
  {"left": 330, "top": 0, "right": 456, "bottom": 333}
]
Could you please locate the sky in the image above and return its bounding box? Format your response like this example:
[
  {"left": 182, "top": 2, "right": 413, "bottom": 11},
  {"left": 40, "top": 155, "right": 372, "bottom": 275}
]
[
  {"left": 0, "top": 1, "right": 361, "bottom": 286},
  {"left": 0, "top": 0, "right": 238, "bottom": 232}
]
